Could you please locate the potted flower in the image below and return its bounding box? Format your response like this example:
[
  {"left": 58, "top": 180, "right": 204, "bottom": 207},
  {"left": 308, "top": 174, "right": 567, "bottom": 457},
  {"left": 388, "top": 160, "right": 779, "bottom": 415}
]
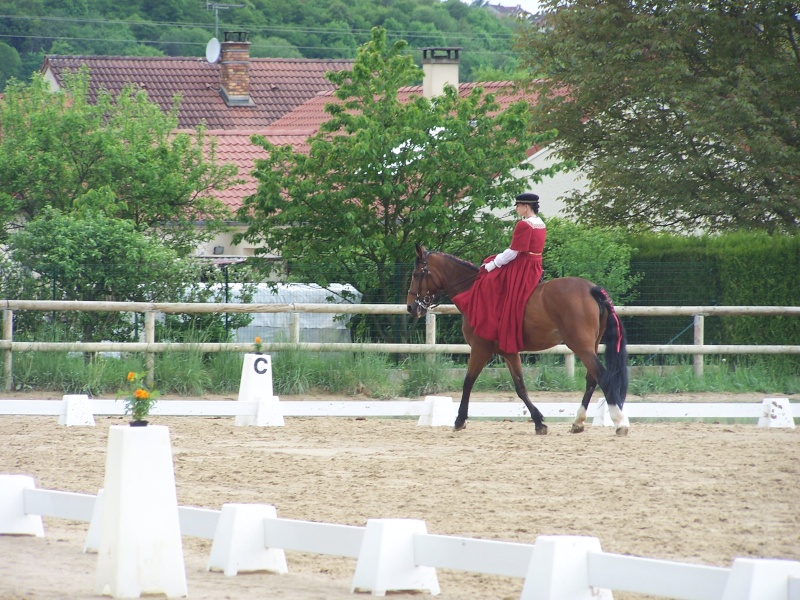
[
  {"left": 254, "top": 336, "right": 263, "bottom": 354},
  {"left": 118, "top": 371, "right": 159, "bottom": 426}
]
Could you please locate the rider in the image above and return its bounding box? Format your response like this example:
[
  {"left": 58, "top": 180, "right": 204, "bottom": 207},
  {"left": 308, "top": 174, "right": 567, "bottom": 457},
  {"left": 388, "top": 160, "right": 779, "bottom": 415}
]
[{"left": 452, "top": 192, "right": 546, "bottom": 354}]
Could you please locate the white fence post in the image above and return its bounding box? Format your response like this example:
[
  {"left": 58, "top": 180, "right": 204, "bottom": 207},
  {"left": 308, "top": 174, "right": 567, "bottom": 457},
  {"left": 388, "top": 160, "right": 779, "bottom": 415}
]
[
  {"left": 144, "top": 311, "right": 156, "bottom": 389},
  {"left": 721, "top": 557, "right": 800, "bottom": 600},
  {"left": 0, "top": 474, "right": 45, "bottom": 537},
  {"left": 520, "top": 535, "right": 612, "bottom": 600},
  {"left": 58, "top": 394, "right": 95, "bottom": 426},
  {"left": 351, "top": 518, "right": 440, "bottom": 596},
  {"left": 207, "top": 503, "right": 287, "bottom": 576},
  {"left": 757, "top": 397, "right": 796, "bottom": 429},
  {"left": 417, "top": 395, "right": 455, "bottom": 427}
]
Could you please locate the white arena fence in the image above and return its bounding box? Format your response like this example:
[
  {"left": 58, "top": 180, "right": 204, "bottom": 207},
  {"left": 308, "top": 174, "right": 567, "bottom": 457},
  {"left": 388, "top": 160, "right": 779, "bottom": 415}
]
[
  {"left": 2, "top": 474, "right": 800, "bottom": 600},
  {"left": 2, "top": 300, "right": 800, "bottom": 390},
  {"left": 0, "top": 394, "right": 798, "bottom": 428}
]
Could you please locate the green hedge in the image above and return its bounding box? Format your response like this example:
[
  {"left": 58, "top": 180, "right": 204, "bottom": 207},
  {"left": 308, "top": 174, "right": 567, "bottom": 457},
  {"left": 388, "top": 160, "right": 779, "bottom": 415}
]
[{"left": 630, "top": 232, "right": 800, "bottom": 347}]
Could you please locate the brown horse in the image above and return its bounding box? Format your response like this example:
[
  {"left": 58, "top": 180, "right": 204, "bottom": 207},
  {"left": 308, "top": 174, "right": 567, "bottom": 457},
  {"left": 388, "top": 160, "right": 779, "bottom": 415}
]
[{"left": 406, "top": 244, "right": 629, "bottom": 436}]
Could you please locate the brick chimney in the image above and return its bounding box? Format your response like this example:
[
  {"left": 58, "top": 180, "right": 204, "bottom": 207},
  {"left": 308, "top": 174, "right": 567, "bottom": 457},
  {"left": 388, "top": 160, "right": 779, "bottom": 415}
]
[
  {"left": 421, "top": 47, "right": 461, "bottom": 98},
  {"left": 220, "top": 31, "right": 254, "bottom": 107}
]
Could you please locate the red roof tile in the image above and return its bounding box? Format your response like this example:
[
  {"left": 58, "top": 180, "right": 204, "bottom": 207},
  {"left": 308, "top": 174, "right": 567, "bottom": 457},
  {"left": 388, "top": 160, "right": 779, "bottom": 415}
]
[
  {"left": 42, "top": 55, "right": 353, "bottom": 130},
  {"left": 203, "top": 128, "right": 316, "bottom": 210},
  {"left": 212, "top": 81, "right": 542, "bottom": 211},
  {"left": 268, "top": 81, "right": 537, "bottom": 131}
]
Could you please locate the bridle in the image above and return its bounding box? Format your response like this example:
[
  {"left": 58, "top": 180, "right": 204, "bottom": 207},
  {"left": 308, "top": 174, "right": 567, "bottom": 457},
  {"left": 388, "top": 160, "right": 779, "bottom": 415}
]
[{"left": 408, "top": 256, "right": 442, "bottom": 313}]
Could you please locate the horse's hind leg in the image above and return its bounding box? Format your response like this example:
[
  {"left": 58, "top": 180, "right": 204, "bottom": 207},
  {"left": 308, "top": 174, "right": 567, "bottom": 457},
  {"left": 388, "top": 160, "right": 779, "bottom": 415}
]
[
  {"left": 503, "top": 353, "right": 547, "bottom": 435},
  {"left": 574, "top": 351, "right": 628, "bottom": 436},
  {"left": 570, "top": 373, "right": 598, "bottom": 434}
]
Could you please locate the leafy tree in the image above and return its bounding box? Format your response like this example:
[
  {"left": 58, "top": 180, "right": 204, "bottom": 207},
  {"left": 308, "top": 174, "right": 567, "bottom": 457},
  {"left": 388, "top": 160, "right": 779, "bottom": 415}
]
[
  {"left": 8, "top": 208, "right": 255, "bottom": 347},
  {"left": 543, "top": 218, "right": 641, "bottom": 303},
  {"left": 0, "top": 43, "right": 22, "bottom": 90},
  {"left": 517, "top": 0, "right": 800, "bottom": 233},
  {"left": 236, "top": 28, "right": 561, "bottom": 340},
  {"left": 0, "top": 71, "right": 239, "bottom": 253},
  {"left": 9, "top": 208, "right": 188, "bottom": 346}
]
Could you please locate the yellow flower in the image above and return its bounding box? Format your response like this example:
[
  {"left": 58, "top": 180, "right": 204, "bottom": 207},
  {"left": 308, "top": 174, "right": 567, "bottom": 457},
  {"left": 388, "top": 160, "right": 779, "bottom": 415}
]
[
  {"left": 254, "top": 336, "right": 262, "bottom": 344},
  {"left": 134, "top": 388, "right": 150, "bottom": 400},
  {"left": 127, "top": 371, "right": 136, "bottom": 382}
]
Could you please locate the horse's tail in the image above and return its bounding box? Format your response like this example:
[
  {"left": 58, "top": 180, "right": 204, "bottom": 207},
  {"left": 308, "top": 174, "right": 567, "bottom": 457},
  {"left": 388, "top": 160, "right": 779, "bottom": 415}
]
[{"left": 590, "top": 286, "right": 628, "bottom": 408}]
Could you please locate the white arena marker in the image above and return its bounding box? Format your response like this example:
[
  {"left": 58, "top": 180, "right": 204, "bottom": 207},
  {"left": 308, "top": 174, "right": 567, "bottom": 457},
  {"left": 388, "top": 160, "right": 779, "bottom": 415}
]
[
  {"left": 59, "top": 394, "right": 95, "bottom": 426},
  {"left": 592, "top": 397, "right": 629, "bottom": 429},
  {"left": 352, "top": 519, "right": 440, "bottom": 596},
  {"left": 95, "top": 425, "right": 188, "bottom": 598},
  {"left": 591, "top": 397, "right": 614, "bottom": 427},
  {"left": 235, "top": 353, "right": 284, "bottom": 426},
  {"left": 757, "top": 397, "right": 795, "bottom": 429},
  {"left": 207, "top": 503, "right": 287, "bottom": 576},
  {"left": 418, "top": 395, "right": 455, "bottom": 427},
  {"left": 0, "top": 475, "right": 45, "bottom": 537},
  {"left": 521, "top": 535, "right": 612, "bottom": 600}
]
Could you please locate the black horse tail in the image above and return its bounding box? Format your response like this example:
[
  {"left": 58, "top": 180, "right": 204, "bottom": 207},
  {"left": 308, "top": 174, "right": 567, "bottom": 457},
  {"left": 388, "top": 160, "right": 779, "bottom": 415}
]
[{"left": 590, "top": 286, "right": 628, "bottom": 409}]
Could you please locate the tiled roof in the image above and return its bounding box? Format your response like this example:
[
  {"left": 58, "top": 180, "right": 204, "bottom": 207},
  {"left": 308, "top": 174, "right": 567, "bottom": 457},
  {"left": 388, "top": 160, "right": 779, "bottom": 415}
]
[
  {"left": 42, "top": 55, "right": 353, "bottom": 130},
  {"left": 269, "top": 81, "right": 537, "bottom": 130},
  {"left": 202, "top": 128, "right": 316, "bottom": 210},
  {"left": 213, "top": 80, "right": 543, "bottom": 211}
]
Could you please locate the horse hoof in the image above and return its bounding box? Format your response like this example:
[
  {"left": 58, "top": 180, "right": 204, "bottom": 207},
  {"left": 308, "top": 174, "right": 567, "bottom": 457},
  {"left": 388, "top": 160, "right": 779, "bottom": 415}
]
[
  {"left": 570, "top": 424, "right": 585, "bottom": 434},
  {"left": 615, "top": 426, "right": 629, "bottom": 437},
  {"left": 535, "top": 424, "right": 548, "bottom": 435},
  {"left": 453, "top": 422, "right": 466, "bottom": 432}
]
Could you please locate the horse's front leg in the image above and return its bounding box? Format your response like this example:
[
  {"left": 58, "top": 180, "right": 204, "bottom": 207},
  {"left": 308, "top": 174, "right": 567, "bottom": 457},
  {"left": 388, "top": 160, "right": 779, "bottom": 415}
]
[
  {"left": 503, "top": 353, "right": 547, "bottom": 435},
  {"left": 455, "top": 347, "right": 493, "bottom": 431}
]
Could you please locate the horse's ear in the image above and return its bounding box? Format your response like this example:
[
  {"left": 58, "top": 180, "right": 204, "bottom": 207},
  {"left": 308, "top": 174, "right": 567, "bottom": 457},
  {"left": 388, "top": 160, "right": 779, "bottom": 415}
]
[{"left": 415, "top": 243, "right": 426, "bottom": 258}]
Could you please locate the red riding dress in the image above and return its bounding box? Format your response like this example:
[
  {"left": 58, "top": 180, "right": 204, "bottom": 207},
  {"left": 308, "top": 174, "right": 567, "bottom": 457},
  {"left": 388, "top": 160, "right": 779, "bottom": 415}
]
[{"left": 451, "top": 216, "right": 546, "bottom": 354}]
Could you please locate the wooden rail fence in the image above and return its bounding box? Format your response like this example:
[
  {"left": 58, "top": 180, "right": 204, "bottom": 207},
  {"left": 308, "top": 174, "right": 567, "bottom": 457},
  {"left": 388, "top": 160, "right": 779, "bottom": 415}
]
[{"left": 2, "top": 300, "right": 799, "bottom": 391}]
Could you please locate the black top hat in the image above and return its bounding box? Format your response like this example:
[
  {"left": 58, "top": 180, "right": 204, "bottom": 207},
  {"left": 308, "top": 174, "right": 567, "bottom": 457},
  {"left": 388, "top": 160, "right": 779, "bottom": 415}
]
[{"left": 515, "top": 193, "right": 539, "bottom": 205}]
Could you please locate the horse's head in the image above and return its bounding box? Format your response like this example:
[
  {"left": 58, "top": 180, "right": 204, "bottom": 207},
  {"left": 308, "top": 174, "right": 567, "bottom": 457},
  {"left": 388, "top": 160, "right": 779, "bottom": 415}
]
[
  {"left": 407, "top": 243, "right": 480, "bottom": 318},
  {"left": 407, "top": 243, "right": 438, "bottom": 318}
]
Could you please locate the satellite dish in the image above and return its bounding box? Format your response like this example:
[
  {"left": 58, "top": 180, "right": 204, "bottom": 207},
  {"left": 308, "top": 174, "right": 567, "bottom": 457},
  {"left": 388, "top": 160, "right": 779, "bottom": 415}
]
[{"left": 205, "top": 37, "right": 221, "bottom": 63}]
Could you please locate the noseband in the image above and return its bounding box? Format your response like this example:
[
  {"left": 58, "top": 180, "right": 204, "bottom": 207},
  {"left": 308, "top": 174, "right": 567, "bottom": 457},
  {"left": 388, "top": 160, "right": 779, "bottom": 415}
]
[{"left": 409, "top": 259, "right": 441, "bottom": 312}]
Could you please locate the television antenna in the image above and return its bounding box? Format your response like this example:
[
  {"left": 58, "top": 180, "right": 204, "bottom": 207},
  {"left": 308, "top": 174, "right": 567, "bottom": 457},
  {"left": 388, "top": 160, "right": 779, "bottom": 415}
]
[{"left": 205, "top": 2, "right": 244, "bottom": 39}]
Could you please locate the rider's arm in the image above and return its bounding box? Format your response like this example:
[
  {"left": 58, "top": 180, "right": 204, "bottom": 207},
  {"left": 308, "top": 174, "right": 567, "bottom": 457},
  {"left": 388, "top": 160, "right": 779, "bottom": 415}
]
[{"left": 484, "top": 248, "right": 519, "bottom": 272}]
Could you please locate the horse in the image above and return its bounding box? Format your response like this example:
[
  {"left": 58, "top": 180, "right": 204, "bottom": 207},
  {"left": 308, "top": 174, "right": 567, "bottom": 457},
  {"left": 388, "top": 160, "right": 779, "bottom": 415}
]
[{"left": 406, "top": 243, "right": 629, "bottom": 436}]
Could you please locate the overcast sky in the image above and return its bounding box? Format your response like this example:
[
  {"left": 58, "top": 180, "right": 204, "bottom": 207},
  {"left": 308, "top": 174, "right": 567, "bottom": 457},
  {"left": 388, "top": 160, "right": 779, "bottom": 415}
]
[{"left": 468, "top": 1, "right": 544, "bottom": 14}]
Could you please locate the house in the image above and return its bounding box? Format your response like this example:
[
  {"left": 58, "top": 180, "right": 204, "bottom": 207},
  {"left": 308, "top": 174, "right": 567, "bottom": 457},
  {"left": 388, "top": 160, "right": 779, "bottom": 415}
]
[
  {"left": 41, "top": 32, "right": 353, "bottom": 130},
  {"left": 40, "top": 36, "right": 586, "bottom": 262}
]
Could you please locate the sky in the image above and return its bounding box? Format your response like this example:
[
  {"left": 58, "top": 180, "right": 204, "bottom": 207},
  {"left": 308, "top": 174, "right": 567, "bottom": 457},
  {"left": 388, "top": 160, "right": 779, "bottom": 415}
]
[{"left": 467, "top": 0, "right": 544, "bottom": 14}]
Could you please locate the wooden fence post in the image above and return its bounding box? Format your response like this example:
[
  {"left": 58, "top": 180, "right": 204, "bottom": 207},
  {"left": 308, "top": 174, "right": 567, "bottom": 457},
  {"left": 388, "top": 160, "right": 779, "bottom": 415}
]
[
  {"left": 425, "top": 313, "right": 436, "bottom": 363},
  {"left": 291, "top": 313, "right": 300, "bottom": 344},
  {"left": 694, "top": 314, "right": 704, "bottom": 377},
  {"left": 145, "top": 311, "right": 155, "bottom": 388},
  {"left": 2, "top": 310, "right": 12, "bottom": 392}
]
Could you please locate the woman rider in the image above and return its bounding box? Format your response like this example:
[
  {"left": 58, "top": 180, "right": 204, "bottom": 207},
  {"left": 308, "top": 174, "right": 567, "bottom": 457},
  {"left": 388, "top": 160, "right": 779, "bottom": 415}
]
[{"left": 452, "top": 193, "right": 546, "bottom": 354}]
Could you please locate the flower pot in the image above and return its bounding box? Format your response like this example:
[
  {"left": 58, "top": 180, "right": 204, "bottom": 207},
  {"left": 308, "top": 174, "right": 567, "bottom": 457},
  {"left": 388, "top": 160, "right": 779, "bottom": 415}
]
[{"left": 129, "top": 420, "right": 149, "bottom": 427}]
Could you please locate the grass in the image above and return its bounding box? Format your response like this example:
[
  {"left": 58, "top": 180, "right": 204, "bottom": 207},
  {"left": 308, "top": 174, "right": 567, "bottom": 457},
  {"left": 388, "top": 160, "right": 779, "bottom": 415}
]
[{"left": 3, "top": 350, "right": 799, "bottom": 398}]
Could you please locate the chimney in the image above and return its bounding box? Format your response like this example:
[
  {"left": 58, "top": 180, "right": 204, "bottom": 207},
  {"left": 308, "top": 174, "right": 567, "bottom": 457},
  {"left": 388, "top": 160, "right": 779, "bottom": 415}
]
[
  {"left": 219, "top": 31, "right": 255, "bottom": 107},
  {"left": 421, "top": 47, "right": 461, "bottom": 98}
]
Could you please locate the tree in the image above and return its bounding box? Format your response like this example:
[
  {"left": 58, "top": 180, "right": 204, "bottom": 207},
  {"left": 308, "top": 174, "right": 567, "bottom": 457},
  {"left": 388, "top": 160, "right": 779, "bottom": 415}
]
[
  {"left": 0, "top": 71, "right": 239, "bottom": 253},
  {"left": 517, "top": 0, "right": 800, "bottom": 233},
  {"left": 8, "top": 208, "right": 255, "bottom": 348},
  {"left": 9, "top": 208, "right": 188, "bottom": 346},
  {"left": 0, "top": 42, "right": 22, "bottom": 90},
  {"left": 236, "top": 28, "right": 559, "bottom": 310}
]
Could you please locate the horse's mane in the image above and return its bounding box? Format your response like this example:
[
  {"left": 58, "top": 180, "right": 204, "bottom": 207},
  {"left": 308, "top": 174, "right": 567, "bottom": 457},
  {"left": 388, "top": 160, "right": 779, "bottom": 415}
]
[{"left": 430, "top": 251, "right": 479, "bottom": 272}]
